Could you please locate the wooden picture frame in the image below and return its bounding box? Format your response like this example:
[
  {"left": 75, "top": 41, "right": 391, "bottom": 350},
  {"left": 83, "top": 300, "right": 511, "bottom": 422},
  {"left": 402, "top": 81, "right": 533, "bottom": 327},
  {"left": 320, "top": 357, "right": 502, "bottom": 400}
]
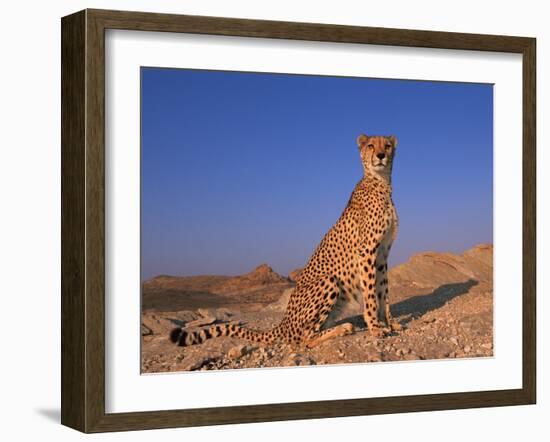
[{"left": 61, "top": 8, "right": 536, "bottom": 433}]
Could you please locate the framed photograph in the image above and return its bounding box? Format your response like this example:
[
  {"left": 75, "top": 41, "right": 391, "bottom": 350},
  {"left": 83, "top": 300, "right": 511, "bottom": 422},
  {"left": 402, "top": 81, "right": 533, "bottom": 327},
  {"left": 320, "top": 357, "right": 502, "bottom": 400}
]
[{"left": 61, "top": 9, "right": 536, "bottom": 433}]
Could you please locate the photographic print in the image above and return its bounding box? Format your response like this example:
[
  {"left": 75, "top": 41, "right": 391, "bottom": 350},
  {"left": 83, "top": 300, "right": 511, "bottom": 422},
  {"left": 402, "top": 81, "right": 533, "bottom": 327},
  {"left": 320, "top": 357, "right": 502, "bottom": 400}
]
[{"left": 140, "top": 68, "right": 494, "bottom": 373}]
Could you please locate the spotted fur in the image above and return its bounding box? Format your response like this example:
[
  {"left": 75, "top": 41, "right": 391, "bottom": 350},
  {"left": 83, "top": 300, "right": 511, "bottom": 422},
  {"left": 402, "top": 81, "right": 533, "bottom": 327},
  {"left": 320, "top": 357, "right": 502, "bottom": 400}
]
[{"left": 170, "top": 134, "right": 401, "bottom": 348}]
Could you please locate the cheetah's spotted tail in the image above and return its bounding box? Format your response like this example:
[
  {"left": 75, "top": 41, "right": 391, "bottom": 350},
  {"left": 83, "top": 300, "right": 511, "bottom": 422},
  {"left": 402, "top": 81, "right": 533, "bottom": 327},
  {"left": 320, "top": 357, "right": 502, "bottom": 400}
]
[{"left": 169, "top": 322, "right": 278, "bottom": 347}]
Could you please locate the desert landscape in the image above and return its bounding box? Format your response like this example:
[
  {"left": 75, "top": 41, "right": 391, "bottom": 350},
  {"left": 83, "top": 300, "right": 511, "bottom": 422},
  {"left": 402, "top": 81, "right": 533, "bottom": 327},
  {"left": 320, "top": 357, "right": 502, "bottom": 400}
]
[{"left": 141, "top": 244, "right": 493, "bottom": 373}]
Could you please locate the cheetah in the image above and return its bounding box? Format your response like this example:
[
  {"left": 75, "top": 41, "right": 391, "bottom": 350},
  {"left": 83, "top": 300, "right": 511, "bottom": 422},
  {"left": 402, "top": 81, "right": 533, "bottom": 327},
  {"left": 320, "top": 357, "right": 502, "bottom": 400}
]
[{"left": 170, "top": 134, "right": 401, "bottom": 349}]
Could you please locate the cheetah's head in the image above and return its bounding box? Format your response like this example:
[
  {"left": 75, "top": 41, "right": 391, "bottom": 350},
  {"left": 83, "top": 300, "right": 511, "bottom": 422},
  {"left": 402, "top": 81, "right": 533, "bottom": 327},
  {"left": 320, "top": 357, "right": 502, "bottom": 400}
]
[{"left": 356, "top": 134, "right": 398, "bottom": 178}]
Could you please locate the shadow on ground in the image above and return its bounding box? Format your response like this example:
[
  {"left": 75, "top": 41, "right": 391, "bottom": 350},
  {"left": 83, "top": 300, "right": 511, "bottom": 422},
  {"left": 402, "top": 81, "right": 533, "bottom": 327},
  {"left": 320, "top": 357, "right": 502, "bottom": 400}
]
[
  {"left": 392, "top": 279, "right": 478, "bottom": 324},
  {"left": 335, "top": 279, "right": 478, "bottom": 330}
]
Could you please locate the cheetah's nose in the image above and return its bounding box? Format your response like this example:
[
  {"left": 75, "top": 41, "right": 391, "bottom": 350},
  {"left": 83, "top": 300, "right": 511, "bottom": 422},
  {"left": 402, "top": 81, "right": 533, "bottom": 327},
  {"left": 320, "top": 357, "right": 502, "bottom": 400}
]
[{"left": 376, "top": 152, "right": 386, "bottom": 160}]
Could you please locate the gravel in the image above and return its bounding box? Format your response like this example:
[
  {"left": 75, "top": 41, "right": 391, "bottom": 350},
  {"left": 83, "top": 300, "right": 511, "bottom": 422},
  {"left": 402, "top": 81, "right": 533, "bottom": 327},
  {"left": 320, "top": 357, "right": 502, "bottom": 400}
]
[{"left": 142, "top": 245, "right": 493, "bottom": 372}]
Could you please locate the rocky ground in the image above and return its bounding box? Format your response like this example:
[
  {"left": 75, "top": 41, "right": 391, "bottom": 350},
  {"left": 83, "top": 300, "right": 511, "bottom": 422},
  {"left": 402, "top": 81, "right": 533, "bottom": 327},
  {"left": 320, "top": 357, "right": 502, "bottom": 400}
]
[{"left": 141, "top": 244, "right": 493, "bottom": 373}]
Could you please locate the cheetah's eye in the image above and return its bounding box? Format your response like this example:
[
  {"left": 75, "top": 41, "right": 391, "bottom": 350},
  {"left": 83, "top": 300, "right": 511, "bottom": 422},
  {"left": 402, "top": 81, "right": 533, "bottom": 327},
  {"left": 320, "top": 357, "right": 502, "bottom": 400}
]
[
  {"left": 367, "top": 144, "right": 374, "bottom": 148},
  {"left": 384, "top": 144, "right": 391, "bottom": 149}
]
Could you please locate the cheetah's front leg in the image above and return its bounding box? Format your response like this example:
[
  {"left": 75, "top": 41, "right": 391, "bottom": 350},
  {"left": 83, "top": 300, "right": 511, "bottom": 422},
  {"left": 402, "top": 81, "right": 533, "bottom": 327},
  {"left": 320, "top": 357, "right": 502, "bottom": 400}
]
[
  {"left": 375, "top": 252, "right": 401, "bottom": 332},
  {"left": 360, "top": 252, "right": 384, "bottom": 337}
]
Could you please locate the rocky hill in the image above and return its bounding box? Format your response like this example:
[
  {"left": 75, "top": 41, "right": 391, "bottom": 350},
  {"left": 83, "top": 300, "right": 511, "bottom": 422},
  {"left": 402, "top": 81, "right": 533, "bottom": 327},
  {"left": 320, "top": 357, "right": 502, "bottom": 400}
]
[
  {"left": 144, "top": 263, "right": 290, "bottom": 293},
  {"left": 141, "top": 244, "right": 493, "bottom": 372},
  {"left": 142, "top": 264, "right": 293, "bottom": 311}
]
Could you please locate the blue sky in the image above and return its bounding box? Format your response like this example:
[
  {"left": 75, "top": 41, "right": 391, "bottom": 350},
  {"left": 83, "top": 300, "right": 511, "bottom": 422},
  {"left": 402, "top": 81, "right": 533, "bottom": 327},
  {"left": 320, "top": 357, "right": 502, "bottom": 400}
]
[{"left": 141, "top": 68, "right": 493, "bottom": 280}]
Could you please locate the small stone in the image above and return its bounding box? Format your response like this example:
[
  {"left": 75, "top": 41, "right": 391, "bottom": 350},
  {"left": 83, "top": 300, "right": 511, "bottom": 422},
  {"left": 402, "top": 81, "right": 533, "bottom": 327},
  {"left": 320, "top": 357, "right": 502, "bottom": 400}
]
[
  {"left": 481, "top": 342, "right": 493, "bottom": 350},
  {"left": 141, "top": 323, "right": 153, "bottom": 336},
  {"left": 197, "top": 308, "right": 211, "bottom": 318},
  {"left": 185, "top": 316, "right": 217, "bottom": 328},
  {"left": 228, "top": 344, "right": 247, "bottom": 359},
  {"left": 449, "top": 337, "right": 459, "bottom": 346},
  {"left": 283, "top": 353, "right": 314, "bottom": 366},
  {"left": 181, "top": 353, "right": 222, "bottom": 371},
  {"left": 464, "top": 345, "right": 471, "bottom": 353}
]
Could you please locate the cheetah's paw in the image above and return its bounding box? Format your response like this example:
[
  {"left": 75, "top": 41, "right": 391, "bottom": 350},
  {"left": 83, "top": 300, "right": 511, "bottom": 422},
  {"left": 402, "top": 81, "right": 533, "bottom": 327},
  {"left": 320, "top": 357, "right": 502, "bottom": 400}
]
[
  {"left": 369, "top": 325, "right": 385, "bottom": 338},
  {"left": 390, "top": 320, "right": 402, "bottom": 332},
  {"left": 340, "top": 322, "right": 355, "bottom": 336}
]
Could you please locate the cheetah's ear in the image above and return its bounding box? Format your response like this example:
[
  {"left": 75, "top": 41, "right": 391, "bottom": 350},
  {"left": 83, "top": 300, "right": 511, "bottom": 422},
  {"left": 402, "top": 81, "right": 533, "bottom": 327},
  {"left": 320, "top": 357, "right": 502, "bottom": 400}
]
[
  {"left": 388, "top": 135, "right": 398, "bottom": 147},
  {"left": 356, "top": 134, "right": 369, "bottom": 147}
]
